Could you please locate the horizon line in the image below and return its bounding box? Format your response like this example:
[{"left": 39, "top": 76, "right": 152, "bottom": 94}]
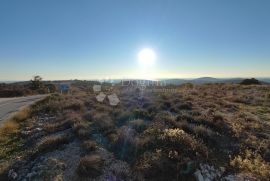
[{"left": 1, "top": 76, "right": 270, "bottom": 82}]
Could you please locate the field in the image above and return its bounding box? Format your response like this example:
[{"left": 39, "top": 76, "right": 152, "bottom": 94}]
[{"left": 0, "top": 83, "right": 270, "bottom": 181}]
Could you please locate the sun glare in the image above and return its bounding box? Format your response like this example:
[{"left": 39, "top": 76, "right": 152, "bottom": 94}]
[{"left": 138, "top": 48, "right": 156, "bottom": 66}]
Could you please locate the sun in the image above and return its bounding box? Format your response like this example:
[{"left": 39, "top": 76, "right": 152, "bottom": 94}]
[{"left": 138, "top": 48, "right": 156, "bottom": 66}]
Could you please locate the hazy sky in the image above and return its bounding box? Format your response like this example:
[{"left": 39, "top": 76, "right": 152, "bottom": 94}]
[{"left": 0, "top": 0, "right": 270, "bottom": 80}]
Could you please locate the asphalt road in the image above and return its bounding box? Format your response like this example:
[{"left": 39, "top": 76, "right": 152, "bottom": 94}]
[{"left": 0, "top": 95, "right": 47, "bottom": 125}]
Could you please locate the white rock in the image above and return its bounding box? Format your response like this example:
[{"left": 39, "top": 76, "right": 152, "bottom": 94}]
[
  {"left": 108, "top": 93, "right": 120, "bottom": 106},
  {"left": 220, "top": 167, "right": 226, "bottom": 174},
  {"left": 35, "top": 128, "right": 42, "bottom": 131},
  {"left": 21, "top": 130, "right": 31, "bottom": 135},
  {"left": 194, "top": 170, "right": 204, "bottom": 181},
  {"left": 96, "top": 92, "right": 106, "bottom": 102}
]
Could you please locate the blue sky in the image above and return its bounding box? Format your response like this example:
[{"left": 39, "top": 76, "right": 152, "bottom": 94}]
[{"left": 0, "top": 0, "right": 269, "bottom": 80}]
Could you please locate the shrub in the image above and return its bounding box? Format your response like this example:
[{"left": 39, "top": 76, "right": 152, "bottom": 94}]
[
  {"left": 12, "top": 108, "right": 30, "bottom": 123},
  {"left": 135, "top": 150, "right": 177, "bottom": 181},
  {"left": 31, "top": 94, "right": 63, "bottom": 114},
  {"left": 82, "top": 140, "right": 97, "bottom": 152},
  {"left": 193, "top": 125, "right": 214, "bottom": 138},
  {"left": 36, "top": 133, "right": 71, "bottom": 153},
  {"left": 71, "top": 119, "right": 90, "bottom": 139},
  {"left": 154, "top": 111, "right": 175, "bottom": 127},
  {"left": 83, "top": 111, "right": 93, "bottom": 121},
  {"left": 240, "top": 78, "right": 260, "bottom": 85},
  {"left": 111, "top": 126, "right": 138, "bottom": 162},
  {"left": 76, "top": 129, "right": 90, "bottom": 139},
  {"left": 230, "top": 150, "right": 270, "bottom": 179},
  {"left": 129, "top": 119, "right": 147, "bottom": 132},
  {"left": 0, "top": 108, "right": 30, "bottom": 138},
  {"left": 114, "top": 110, "right": 131, "bottom": 126},
  {"left": 77, "top": 154, "right": 104, "bottom": 177},
  {"left": 176, "top": 102, "right": 192, "bottom": 110},
  {"left": 64, "top": 100, "right": 83, "bottom": 111},
  {"left": 0, "top": 121, "right": 19, "bottom": 137},
  {"left": 105, "top": 160, "right": 132, "bottom": 181},
  {"left": 93, "top": 113, "right": 114, "bottom": 134},
  {"left": 132, "top": 108, "right": 151, "bottom": 119},
  {"left": 44, "top": 120, "right": 71, "bottom": 133},
  {"left": 159, "top": 128, "right": 208, "bottom": 157}
]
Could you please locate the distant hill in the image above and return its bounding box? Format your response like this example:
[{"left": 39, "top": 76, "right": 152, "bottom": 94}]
[
  {"left": 162, "top": 79, "right": 189, "bottom": 85},
  {"left": 2, "top": 77, "right": 270, "bottom": 86},
  {"left": 190, "top": 77, "right": 219, "bottom": 84},
  {"left": 163, "top": 77, "right": 270, "bottom": 85}
]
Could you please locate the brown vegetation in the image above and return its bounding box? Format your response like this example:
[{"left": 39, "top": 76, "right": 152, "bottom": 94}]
[{"left": 1, "top": 84, "right": 270, "bottom": 180}]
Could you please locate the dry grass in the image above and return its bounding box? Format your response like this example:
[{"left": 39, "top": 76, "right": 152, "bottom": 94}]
[
  {"left": 0, "top": 121, "right": 19, "bottom": 138},
  {"left": 129, "top": 119, "right": 147, "bottom": 132},
  {"left": 193, "top": 124, "right": 214, "bottom": 138},
  {"left": 0, "top": 108, "right": 31, "bottom": 178},
  {"left": 77, "top": 154, "right": 104, "bottom": 177},
  {"left": 36, "top": 133, "right": 71, "bottom": 153},
  {"left": 2, "top": 84, "right": 270, "bottom": 180},
  {"left": 82, "top": 140, "right": 98, "bottom": 152},
  {"left": 0, "top": 108, "right": 30, "bottom": 140}
]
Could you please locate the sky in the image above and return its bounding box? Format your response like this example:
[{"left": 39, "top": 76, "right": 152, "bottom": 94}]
[{"left": 0, "top": 0, "right": 270, "bottom": 81}]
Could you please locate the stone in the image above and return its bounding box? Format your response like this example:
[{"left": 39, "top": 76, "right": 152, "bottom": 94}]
[
  {"left": 35, "top": 128, "right": 42, "bottom": 131},
  {"left": 108, "top": 93, "right": 120, "bottom": 106},
  {"left": 194, "top": 170, "right": 204, "bottom": 181},
  {"left": 21, "top": 130, "right": 31, "bottom": 135},
  {"left": 220, "top": 167, "right": 226, "bottom": 174},
  {"left": 96, "top": 92, "right": 106, "bottom": 102}
]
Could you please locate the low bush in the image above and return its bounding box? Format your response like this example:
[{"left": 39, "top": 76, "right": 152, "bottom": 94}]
[
  {"left": 132, "top": 108, "right": 151, "bottom": 120},
  {"left": 64, "top": 100, "right": 83, "bottom": 111},
  {"left": 93, "top": 113, "right": 114, "bottom": 134},
  {"left": 193, "top": 125, "right": 214, "bottom": 138},
  {"left": 129, "top": 119, "right": 147, "bottom": 132},
  {"left": 82, "top": 140, "right": 97, "bottom": 152},
  {"left": 77, "top": 154, "right": 104, "bottom": 177},
  {"left": 159, "top": 128, "right": 208, "bottom": 158},
  {"left": 36, "top": 133, "right": 71, "bottom": 153},
  {"left": 44, "top": 120, "right": 71, "bottom": 133},
  {"left": 71, "top": 119, "right": 90, "bottom": 139},
  {"left": 135, "top": 150, "right": 178, "bottom": 181},
  {"left": 111, "top": 126, "right": 138, "bottom": 162},
  {"left": 230, "top": 150, "right": 270, "bottom": 179}
]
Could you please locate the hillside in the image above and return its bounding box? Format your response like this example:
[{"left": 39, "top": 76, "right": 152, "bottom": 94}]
[{"left": 0, "top": 84, "right": 269, "bottom": 180}]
